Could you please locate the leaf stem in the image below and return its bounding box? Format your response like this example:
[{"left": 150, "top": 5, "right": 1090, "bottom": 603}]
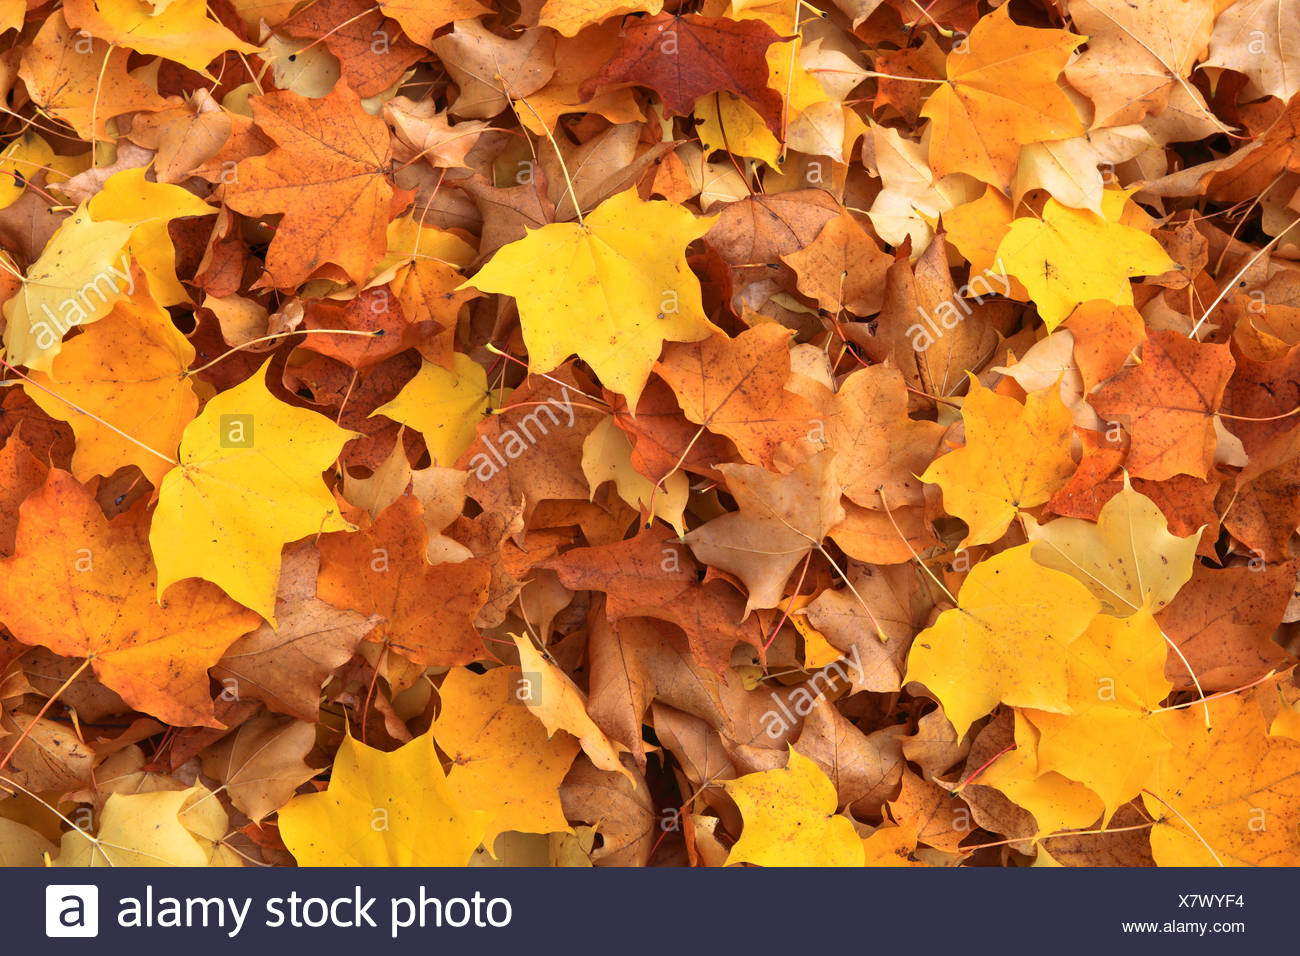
[
  {"left": 184, "top": 328, "right": 382, "bottom": 377},
  {"left": 0, "top": 357, "right": 179, "bottom": 468}
]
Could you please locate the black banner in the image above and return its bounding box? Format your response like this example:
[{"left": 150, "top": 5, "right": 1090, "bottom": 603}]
[{"left": 6, "top": 867, "right": 1278, "bottom": 953}]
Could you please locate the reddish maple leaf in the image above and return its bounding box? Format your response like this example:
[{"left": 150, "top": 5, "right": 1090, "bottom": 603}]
[{"left": 580, "top": 13, "right": 787, "bottom": 137}]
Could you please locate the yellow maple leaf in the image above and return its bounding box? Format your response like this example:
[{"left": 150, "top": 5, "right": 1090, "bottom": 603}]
[
  {"left": 995, "top": 197, "right": 1178, "bottom": 329},
  {"left": 1023, "top": 474, "right": 1201, "bottom": 616},
  {"left": 512, "top": 634, "right": 634, "bottom": 783},
  {"left": 581, "top": 414, "right": 688, "bottom": 535},
  {"left": 539, "top": 0, "right": 664, "bottom": 37},
  {"left": 53, "top": 785, "right": 238, "bottom": 867},
  {"left": 921, "top": 4, "right": 1085, "bottom": 189},
  {"left": 378, "top": 0, "right": 490, "bottom": 47},
  {"left": 904, "top": 544, "right": 1101, "bottom": 738},
  {"left": 0, "top": 131, "right": 83, "bottom": 210},
  {"left": 921, "top": 378, "right": 1076, "bottom": 549},
  {"left": 373, "top": 353, "right": 492, "bottom": 466},
  {"left": 88, "top": 167, "right": 216, "bottom": 307},
  {"left": 64, "top": 0, "right": 260, "bottom": 73},
  {"left": 433, "top": 666, "right": 580, "bottom": 849},
  {"left": 980, "top": 715, "right": 1106, "bottom": 836},
  {"left": 2, "top": 206, "right": 138, "bottom": 372},
  {"left": 278, "top": 727, "right": 488, "bottom": 866},
  {"left": 694, "top": 92, "right": 782, "bottom": 169},
  {"left": 1022, "top": 611, "right": 1173, "bottom": 822},
  {"left": 464, "top": 188, "right": 716, "bottom": 406},
  {"left": 725, "top": 748, "right": 865, "bottom": 866},
  {"left": 150, "top": 360, "right": 357, "bottom": 620}
]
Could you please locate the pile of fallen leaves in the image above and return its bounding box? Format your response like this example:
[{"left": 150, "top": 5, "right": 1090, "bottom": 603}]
[{"left": 0, "top": 0, "right": 1298, "bottom": 869}]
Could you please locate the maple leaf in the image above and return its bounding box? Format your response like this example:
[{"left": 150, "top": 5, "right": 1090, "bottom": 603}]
[
  {"left": 466, "top": 189, "right": 714, "bottom": 406},
  {"left": 805, "top": 563, "right": 926, "bottom": 694},
  {"left": 87, "top": 167, "right": 217, "bottom": 307},
  {"left": 904, "top": 544, "right": 1101, "bottom": 738},
  {"left": 822, "top": 364, "right": 946, "bottom": 511},
  {"left": 695, "top": 92, "right": 783, "bottom": 169},
  {"left": 1154, "top": 561, "right": 1300, "bottom": 693},
  {"left": 278, "top": 726, "right": 488, "bottom": 866},
  {"left": 199, "top": 714, "right": 320, "bottom": 823},
  {"left": 299, "top": 288, "right": 424, "bottom": 371},
  {"left": 223, "top": 83, "right": 400, "bottom": 288},
  {"left": 608, "top": 376, "right": 737, "bottom": 484},
  {"left": 211, "top": 541, "right": 379, "bottom": 722},
  {"left": 725, "top": 748, "right": 866, "bottom": 866},
  {"left": 655, "top": 324, "right": 820, "bottom": 469},
  {"left": 458, "top": 366, "right": 603, "bottom": 525},
  {"left": 281, "top": 0, "right": 423, "bottom": 97},
  {"left": 2, "top": 206, "right": 138, "bottom": 372},
  {"left": 433, "top": 666, "right": 580, "bottom": 848},
  {"left": 920, "top": 4, "right": 1084, "bottom": 189},
  {"left": 316, "top": 495, "right": 490, "bottom": 667},
  {"left": 1144, "top": 692, "right": 1300, "bottom": 866},
  {"left": 1203, "top": 0, "right": 1300, "bottom": 104},
  {"left": 586, "top": 615, "right": 729, "bottom": 769},
  {"left": 1013, "top": 138, "right": 1107, "bottom": 214},
  {"left": 53, "top": 785, "right": 236, "bottom": 867},
  {"left": 1090, "top": 330, "right": 1235, "bottom": 481},
  {"left": 544, "top": 525, "right": 764, "bottom": 674},
  {"left": 149, "top": 361, "right": 358, "bottom": 621},
  {"left": 890, "top": 768, "right": 984, "bottom": 852},
  {"left": 996, "top": 197, "right": 1179, "bottom": 329},
  {"left": 18, "top": 13, "right": 166, "bottom": 141},
  {"left": 0, "top": 471, "right": 259, "bottom": 727},
  {"left": 1064, "top": 0, "right": 1220, "bottom": 132},
  {"left": 540, "top": 0, "right": 664, "bottom": 37},
  {"left": 23, "top": 285, "right": 198, "bottom": 489},
  {"left": 581, "top": 414, "right": 689, "bottom": 534},
  {"left": 685, "top": 450, "right": 845, "bottom": 614},
  {"left": 921, "top": 378, "right": 1076, "bottom": 548},
  {"left": 795, "top": 696, "right": 904, "bottom": 817},
  {"left": 560, "top": 759, "right": 654, "bottom": 865},
  {"left": 1064, "top": 301, "right": 1147, "bottom": 393},
  {"left": 1024, "top": 476, "right": 1201, "bottom": 616},
  {"left": 704, "top": 189, "right": 840, "bottom": 268},
  {"left": 512, "top": 634, "right": 635, "bottom": 783},
  {"left": 63, "top": 0, "right": 259, "bottom": 73},
  {"left": 378, "top": 0, "right": 490, "bottom": 47},
  {"left": 977, "top": 716, "right": 1106, "bottom": 836},
  {"left": 781, "top": 210, "right": 892, "bottom": 316},
  {"left": 517, "top": 21, "right": 648, "bottom": 135},
  {"left": 379, "top": 220, "right": 481, "bottom": 357},
  {"left": 372, "top": 353, "right": 492, "bottom": 466},
  {"left": 429, "top": 21, "right": 557, "bottom": 119},
  {"left": 1023, "top": 611, "right": 1173, "bottom": 822},
  {"left": 580, "top": 13, "right": 786, "bottom": 137}
]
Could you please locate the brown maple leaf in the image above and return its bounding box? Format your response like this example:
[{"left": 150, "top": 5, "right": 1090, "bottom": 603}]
[{"left": 580, "top": 13, "right": 787, "bottom": 136}]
